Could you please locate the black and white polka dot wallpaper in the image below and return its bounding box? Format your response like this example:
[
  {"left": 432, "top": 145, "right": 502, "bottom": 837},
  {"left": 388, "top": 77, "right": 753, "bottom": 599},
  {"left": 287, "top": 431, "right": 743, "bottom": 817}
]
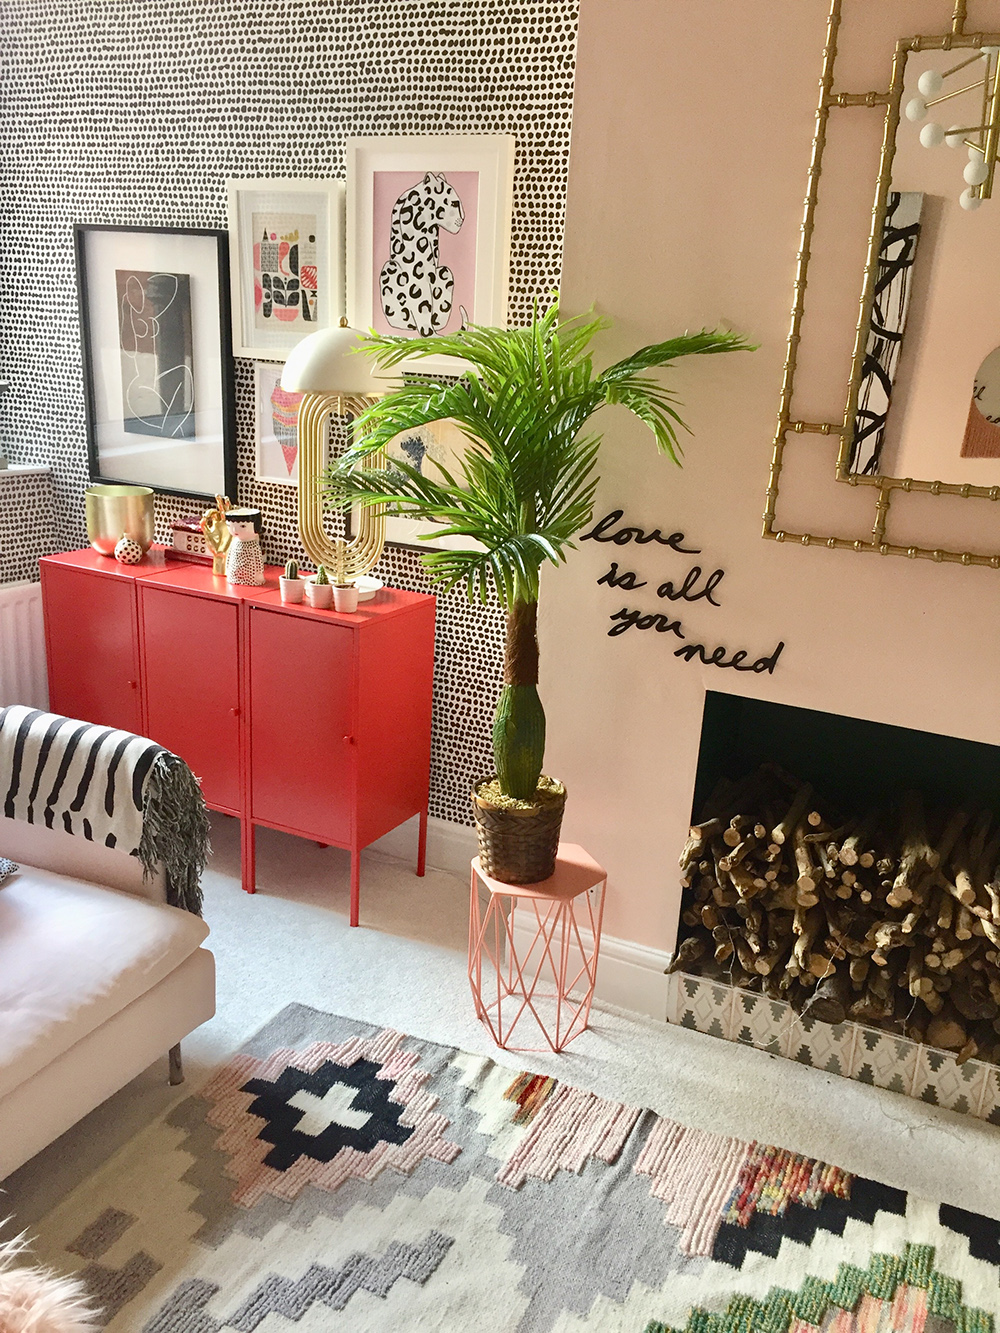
[
  {"left": 0, "top": 0, "right": 579, "bottom": 825},
  {"left": 0, "top": 470, "right": 56, "bottom": 584}
]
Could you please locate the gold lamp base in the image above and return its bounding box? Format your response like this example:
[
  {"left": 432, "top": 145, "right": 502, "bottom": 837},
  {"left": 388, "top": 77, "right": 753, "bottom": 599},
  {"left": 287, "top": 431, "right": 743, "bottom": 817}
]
[{"left": 297, "top": 391, "right": 386, "bottom": 582}]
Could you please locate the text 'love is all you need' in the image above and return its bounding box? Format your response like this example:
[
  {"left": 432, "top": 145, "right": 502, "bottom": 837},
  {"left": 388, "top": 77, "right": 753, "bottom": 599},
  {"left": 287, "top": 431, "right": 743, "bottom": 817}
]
[{"left": 581, "top": 510, "right": 784, "bottom": 674}]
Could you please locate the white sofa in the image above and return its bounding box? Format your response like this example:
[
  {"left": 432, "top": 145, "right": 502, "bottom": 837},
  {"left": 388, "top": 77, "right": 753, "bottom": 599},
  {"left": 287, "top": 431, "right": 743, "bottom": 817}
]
[{"left": 0, "top": 817, "right": 215, "bottom": 1181}]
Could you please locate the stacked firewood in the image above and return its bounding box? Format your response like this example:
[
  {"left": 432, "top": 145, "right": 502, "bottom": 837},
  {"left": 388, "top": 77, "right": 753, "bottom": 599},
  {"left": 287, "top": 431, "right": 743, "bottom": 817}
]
[{"left": 671, "top": 764, "right": 1000, "bottom": 1064}]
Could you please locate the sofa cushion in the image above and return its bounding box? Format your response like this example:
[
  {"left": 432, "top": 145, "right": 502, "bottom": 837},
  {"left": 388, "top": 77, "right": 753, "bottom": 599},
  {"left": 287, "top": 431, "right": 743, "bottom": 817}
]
[{"left": 0, "top": 866, "right": 209, "bottom": 1101}]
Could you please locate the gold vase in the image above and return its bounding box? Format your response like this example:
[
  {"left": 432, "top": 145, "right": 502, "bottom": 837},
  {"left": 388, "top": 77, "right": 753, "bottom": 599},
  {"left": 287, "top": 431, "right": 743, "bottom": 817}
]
[{"left": 85, "top": 485, "right": 155, "bottom": 556}]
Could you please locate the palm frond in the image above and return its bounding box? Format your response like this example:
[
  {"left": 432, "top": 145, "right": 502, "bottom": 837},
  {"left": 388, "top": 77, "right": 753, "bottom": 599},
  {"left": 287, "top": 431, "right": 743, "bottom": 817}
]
[
  {"left": 323, "top": 297, "right": 753, "bottom": 609},
  {"left": 597, "top": 329, "right": 756, "bottom": 385}
]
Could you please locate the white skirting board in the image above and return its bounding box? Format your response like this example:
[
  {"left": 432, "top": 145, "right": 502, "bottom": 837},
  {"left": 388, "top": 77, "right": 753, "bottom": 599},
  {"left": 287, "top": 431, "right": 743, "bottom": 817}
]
[{"left": 370, "top": 814, "right": 672, "bottom": 1020}]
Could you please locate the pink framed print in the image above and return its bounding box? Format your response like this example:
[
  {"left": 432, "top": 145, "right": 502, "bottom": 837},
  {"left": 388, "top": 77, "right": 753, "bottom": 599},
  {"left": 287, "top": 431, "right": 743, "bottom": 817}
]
[
  {"left": 346, "top": 136, "right": 515, "bottom": 371},
  {"left": 227, "top": 178, "right": 345, "bottom": 361},
  {"left": 254, "top": 362, "right": 305, "bottom": 485}
]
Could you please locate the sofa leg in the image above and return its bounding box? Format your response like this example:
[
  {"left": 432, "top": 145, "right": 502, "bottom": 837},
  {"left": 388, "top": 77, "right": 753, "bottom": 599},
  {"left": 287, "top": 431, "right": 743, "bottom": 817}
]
[{"left": 168, "top": 1043, "right": 184, "bottom": 1086}]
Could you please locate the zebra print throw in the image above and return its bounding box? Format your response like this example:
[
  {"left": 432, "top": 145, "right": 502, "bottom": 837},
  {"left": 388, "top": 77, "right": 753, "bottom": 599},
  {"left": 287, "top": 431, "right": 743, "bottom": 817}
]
[{"left": 0, "top": 705, "right": 209, "bottom": 914}]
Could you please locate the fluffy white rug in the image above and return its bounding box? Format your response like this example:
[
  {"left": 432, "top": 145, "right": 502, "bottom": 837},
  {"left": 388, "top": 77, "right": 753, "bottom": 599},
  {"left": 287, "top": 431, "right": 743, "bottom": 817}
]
[{"left": 0, "top": 1225, "right": 97, "bottom": 1333}]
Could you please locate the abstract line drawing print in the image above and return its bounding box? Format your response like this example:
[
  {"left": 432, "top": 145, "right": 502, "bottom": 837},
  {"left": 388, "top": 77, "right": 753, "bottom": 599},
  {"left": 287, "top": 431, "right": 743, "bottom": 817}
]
[
  {"left": 253, "top": 212, "right": 319, "bottom": 329},
  {"left": 379, "top": 173, "right": 466, "bottom": 336},
  {"left": 116, "top": 269, "right": 195, "bottom": 439},
  {"left": 849, "top": 191, "right": 923, "bottom": 476}
]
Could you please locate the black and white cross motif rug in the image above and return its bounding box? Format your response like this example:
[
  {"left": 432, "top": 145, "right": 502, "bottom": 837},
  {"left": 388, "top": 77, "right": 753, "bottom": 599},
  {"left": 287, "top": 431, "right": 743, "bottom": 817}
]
[{"left": 26, "top": 1006, "right": 1000, "bottom": 1330}]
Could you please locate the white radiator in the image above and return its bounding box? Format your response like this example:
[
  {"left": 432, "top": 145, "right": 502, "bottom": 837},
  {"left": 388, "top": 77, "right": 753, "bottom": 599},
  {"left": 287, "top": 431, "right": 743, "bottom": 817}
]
[{"left": 0, "top": 581, "right": 48, "bottom": 709}]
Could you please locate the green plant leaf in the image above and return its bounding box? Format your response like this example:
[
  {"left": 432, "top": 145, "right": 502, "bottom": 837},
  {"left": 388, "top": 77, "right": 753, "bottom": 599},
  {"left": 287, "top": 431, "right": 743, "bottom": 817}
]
[{"left": 322, "top": 295, "right": 753, "bottom": 797}]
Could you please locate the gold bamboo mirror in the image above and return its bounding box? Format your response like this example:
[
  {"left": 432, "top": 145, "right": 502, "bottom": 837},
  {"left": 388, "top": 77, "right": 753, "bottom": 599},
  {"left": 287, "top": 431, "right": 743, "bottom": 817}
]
[{"left": 765, "top": 0, "right": 1000, "bottom": 569}]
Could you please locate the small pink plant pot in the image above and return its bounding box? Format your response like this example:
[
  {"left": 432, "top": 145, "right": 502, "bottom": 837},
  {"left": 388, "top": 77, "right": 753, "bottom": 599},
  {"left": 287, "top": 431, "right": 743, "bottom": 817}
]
[
  {"left": 333, "top": 584, "right": 360, "bottom": 613},
  {"left": 279, "top": 577, "right": 304, "bottom": 604},
  {"left": 305, "top": 580, "right": 333, "bottom": 609}
]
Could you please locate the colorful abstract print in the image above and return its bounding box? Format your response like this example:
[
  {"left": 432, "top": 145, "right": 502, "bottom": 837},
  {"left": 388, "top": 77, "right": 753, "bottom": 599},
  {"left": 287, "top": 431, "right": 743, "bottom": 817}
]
[
  {"left": 29, "top": 1007, "right": 1000, "bottom": 1331},
  {"left": 252, "top": 211, "right": 318, "bottom": 330},
  {"left": 268, "top": 382, "right": 301, "bottom": 477}
]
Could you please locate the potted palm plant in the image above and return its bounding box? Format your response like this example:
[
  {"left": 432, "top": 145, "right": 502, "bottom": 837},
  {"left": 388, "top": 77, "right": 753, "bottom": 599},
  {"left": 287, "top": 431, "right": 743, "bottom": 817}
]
[{"left": 323, "top": 299, "right": 751, "bottom": 884}]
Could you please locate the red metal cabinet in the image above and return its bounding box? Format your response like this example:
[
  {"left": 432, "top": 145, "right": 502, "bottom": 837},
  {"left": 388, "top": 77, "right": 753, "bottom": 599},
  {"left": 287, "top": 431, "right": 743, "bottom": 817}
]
[
  {"left": 140, "top": 584, "right": 242, "bottom": 813},
  {"left": 354, "top": 610, "right": 435, "bottom": 849},
  {"left": 249, "top": 608, "right": 354, "bottom": 843},
  {"left": 40, "top": 559, "right": 141, "bottom": 734},
  {"left": 39, "top": 549, "right": 435, "bottom": 926}
]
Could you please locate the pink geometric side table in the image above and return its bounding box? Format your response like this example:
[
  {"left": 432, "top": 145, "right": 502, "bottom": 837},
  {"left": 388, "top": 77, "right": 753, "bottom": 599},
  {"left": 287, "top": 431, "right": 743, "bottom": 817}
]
[{"left": 468, "top": 842, "right": 607, "bottom": 1053}]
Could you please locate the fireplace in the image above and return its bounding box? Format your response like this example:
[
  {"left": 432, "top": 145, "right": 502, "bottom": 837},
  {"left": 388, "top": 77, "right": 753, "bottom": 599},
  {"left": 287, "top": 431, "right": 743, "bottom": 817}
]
[{"left": 670, "top": 691, "right": 1000, "bottom": 1116}]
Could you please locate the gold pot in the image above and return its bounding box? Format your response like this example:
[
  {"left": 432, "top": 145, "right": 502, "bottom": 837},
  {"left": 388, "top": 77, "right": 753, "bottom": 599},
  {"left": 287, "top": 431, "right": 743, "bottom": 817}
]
[{"left": 85, "top": 485, "right": 155, "bottom": 556}]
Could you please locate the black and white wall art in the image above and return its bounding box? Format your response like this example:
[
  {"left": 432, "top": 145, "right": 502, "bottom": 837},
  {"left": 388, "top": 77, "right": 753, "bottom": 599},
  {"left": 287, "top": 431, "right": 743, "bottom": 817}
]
[
  {"left": 76, "top": 225, "right": 237, "bottom": 501},
  {"left": 850, "top": 190, "right": 923, "bottom": 477},
  {"left": 347, "top": 135, "right": 515, "bottom": 369}
]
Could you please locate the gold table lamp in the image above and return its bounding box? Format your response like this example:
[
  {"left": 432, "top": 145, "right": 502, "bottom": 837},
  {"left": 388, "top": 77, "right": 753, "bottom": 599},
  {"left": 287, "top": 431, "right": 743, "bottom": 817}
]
[{"left": 280, "top": 323, "right": 387, "bottom": 583}]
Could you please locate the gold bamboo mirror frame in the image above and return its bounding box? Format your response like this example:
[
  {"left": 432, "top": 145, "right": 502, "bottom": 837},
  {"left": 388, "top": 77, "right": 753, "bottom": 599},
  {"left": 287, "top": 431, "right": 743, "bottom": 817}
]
[{"left": 765, "top": 0, "right": 1000, "bottom": 569}]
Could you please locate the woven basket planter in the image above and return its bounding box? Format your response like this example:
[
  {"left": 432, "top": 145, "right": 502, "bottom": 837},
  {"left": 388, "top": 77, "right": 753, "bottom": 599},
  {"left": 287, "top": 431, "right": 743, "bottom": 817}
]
[{"left": 471, "top": 779, "right": 567, "bottom": 884}]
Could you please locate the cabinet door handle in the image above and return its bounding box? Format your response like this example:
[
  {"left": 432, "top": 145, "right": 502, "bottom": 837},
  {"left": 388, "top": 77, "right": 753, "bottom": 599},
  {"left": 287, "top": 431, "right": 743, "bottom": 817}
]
[
  {"left": 343, "top": 734, "right": 356, "bottom": 746},
  {"left": 231, "top": 707, "right": 240, "bottom": 717},
  {"left": 128, "top": 680, "right": 137, "bottom": 690}
]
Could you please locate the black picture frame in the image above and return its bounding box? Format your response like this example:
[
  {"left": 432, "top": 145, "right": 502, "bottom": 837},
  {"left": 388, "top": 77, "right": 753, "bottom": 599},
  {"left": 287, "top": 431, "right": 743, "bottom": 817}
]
[{"left": 74, "top": 224, "right": 237, "bottom": 503}]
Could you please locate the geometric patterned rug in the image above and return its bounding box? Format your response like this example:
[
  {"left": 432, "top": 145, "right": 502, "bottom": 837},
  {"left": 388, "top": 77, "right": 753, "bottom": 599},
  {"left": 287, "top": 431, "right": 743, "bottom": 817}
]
[{"left": 27, "top": 1006, "right": 1000, "bottom": 1330}]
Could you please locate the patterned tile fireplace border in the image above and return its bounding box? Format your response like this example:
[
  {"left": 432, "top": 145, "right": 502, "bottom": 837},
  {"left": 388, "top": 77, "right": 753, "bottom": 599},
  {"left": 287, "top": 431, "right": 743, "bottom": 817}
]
[{"left": 669, "top": 972, "right": 1000, "bottom": 1124}]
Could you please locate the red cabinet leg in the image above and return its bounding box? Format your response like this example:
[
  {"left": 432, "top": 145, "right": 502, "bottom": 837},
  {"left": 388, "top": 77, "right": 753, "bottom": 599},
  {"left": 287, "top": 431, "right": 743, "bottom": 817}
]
[
  {"left": 417, "top": 808, "right": 428, "bottom": 877},
  {"left": 242, "top": 820, "right": 256, "bottom": 894},
  {"left": 350, "top": 848, "right": 360, "bottom": 927}
]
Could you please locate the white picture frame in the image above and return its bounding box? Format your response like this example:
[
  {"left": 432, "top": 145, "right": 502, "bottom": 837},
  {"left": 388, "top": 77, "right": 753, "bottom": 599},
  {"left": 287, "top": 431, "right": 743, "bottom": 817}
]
[
  {"left": 227, "top": 178, "right": 345, "bottom": 361},
  {"left": 346, "top": 135, "right": 515, "bottom": 373},
  {"left": 254, "top": 362, "right": 305, "bottom": 485}
]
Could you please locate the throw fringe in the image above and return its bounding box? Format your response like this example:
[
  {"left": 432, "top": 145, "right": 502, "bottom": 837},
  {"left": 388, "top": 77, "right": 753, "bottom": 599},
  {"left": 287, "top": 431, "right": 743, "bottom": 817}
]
[{"left": 138, "top": 752, "right": 211, "bottom": 916}]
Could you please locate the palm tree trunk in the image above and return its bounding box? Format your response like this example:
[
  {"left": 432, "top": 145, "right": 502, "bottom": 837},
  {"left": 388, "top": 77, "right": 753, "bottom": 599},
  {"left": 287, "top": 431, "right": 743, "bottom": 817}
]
[
  {"left": 504, "top": 598, "right": 539, "bottom": 687},
  {"left": 492, "top": 598, "right": 546, "bottom": 800}
]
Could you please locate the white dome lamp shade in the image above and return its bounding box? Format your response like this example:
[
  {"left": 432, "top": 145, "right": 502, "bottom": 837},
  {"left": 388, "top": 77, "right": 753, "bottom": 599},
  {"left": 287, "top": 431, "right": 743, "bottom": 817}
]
[
  {"left": 280, "top": 323, "right": 386, "bottom": 397},
  {"left": 282, "top": 323, "right": 390, "bottom": 585}
]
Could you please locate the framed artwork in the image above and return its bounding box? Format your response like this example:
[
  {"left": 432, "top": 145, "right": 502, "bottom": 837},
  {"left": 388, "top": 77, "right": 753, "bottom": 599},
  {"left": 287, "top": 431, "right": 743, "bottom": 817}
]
[
  {"left": 356, "top": 418, "right": 484, "bottom": 551},
  {"left": 227, "top": 178, "right": 345, "bottom": 360},
  {"left": 254, "top": 362, "right": 304, "bottom": 484},
  {"left": 346, "top": 135, "right": 515, "bottom": 371},
  {"left": 74, "top": 224, "right": 237, "bottom": 502}
]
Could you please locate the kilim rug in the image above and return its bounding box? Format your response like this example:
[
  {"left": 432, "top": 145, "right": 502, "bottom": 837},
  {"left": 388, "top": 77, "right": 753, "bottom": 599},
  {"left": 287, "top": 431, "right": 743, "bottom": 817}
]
[{"left": 26, "top": 1005, "right": 1000, "bottom": 1330}]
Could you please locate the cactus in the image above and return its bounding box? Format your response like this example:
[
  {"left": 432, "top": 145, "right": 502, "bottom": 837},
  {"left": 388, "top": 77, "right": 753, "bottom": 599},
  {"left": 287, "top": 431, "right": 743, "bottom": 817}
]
[
  {"left": 284, "top": 559, "right": 299, "bottom": 580},
  {"left": 314, "top": 564, "right": 329, "bottom": 585}
]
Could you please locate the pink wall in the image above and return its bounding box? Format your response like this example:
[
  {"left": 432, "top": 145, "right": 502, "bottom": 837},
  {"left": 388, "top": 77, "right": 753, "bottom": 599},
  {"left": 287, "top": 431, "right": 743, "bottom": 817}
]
[{"left": 549, "top": 0, "right": 1000, "bottom": 951}]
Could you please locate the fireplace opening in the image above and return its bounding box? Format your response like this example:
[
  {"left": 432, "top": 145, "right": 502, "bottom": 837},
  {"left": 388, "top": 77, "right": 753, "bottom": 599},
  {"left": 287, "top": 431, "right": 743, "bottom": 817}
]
[{"left": 674, "top": 692, "right": 1000, "bottom": 1063}]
